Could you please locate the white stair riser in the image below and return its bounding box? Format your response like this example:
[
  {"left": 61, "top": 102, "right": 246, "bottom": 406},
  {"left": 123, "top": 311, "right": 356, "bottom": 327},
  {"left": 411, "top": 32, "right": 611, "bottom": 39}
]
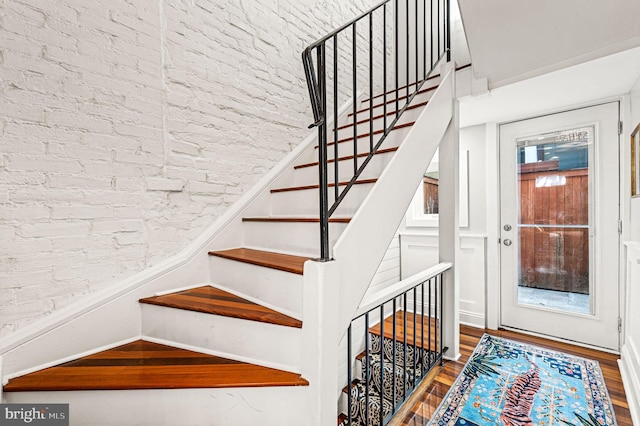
[
  {"left": 314, "top": 125, "right": 412, "bottom": 163},
  {"left": 332, "top": 92, "right": 434, "bottom": 142},
  {"left": 352, "top": 85, "right": 437, "bottom": 120},
  {"left": 4, "top": 387, "right": 308, "bottom": 426},
  {"left": 141, "top": 304, "right": 302, "bottom": 372},
  {"left": 356, "top": 78, "right": 440, "bottom": 111},
  {"left": 269, "top": 182, "right": 375, "bottom": 217},
  {"left": 331, "top": 110, "right": 414, "bottom": 143},
  {"left": 209, "top": 256, "right": 303, "bottom": 316},
  {"left": 293, "top": 149, "right": 395, "bottom": 185},
  {"left": 242, "top": 221, "right": 348, "bottom": 258}
]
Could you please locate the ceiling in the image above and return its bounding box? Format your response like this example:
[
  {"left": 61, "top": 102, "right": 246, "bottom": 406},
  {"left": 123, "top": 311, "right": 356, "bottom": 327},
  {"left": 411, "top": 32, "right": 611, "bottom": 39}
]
[
  {"left": 455, "top": 0, "right": 640, "bottom": 128},
  {"left": 457, "top": 0, "right": 640, "bottom": 89},
  {"left": 459, "top": 46, "right": 640, "bottom": 128}
]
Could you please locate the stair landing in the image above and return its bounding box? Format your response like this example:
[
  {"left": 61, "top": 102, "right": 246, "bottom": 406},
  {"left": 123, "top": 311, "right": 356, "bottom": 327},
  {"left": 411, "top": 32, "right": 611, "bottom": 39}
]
[
  {"left": 3, "top": 340, "right": 308, "bottom": 392},
  {"left": 368, "top": 311, "right": 440, "bottom": 349}
]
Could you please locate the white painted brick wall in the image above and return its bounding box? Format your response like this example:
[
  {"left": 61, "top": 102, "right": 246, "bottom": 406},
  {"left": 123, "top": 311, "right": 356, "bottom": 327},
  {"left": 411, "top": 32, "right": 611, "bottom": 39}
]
[{"left": 0, "top": 0, "right": 383, "bottom": 337}]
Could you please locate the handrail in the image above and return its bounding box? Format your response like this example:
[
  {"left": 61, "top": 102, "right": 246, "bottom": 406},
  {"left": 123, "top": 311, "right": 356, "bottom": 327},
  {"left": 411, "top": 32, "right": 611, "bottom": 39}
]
[
  {"left": 302, "top": 0, "right": 451, "bottom": 260},
  {"left": 354, "top": 262, "right": 451, "bottom": 318}
]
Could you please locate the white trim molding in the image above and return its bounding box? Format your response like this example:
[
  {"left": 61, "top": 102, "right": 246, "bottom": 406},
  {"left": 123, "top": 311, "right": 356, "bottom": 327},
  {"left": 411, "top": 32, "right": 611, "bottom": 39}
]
[
  {"left": 620, "top": 241, "right": 640, "bottom": 425},
  {"left": 619, "top": 340, "right": 640, "bottom": 426}
]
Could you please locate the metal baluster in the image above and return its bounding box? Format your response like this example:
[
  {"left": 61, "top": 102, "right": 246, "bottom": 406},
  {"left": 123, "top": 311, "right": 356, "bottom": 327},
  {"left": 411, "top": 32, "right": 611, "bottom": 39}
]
[
  {"left": 434, "top": 277, "right": 442, "bottom": 362},
  {"left": 403, "top": 293, "right": 407, "bottom": 400},
  {"left": 365, "top": 313, "right": 370, "bottom": 426},
  {"left": 421, "top": 281, "right": 425, "bottom": 376},
  {"left": 413, "top": 287, "right": 417, "bottom": 389},
  {"left": 439, "top": 273, "right": 444, "bottom": 366},
  {"left": 415, "top": 0, "right": 418, "bottom": 91},
  {"left": 333, "top": 36, "right": 339, "bottom": 201},
  {"left": 383, "top": 4, "right": 387, "bottom": 134},
  {"left": 437, "top": 0, "right": 440, "bottom": 56},
  {"left": 446, "top": 0, "right": 451, "bottom": 61},
  {"left": 423, "top": 0, "right": 426, "bottom": 80},
  {"left": 352, "top": 23, "right": 358, "bottom": 175},
  {"left": 317, "top": 44, "right": 329, "bottom": 261},
  {"left": 369, "top": 13, "right": 374, "bottom": 155},
  {"left": 430, "top": 0, "right": 434, "bottom": 70},
  {"left": 348, "top": 324, "right": 353, "bottom": 425},
  {"left": 428, "top": 277, "right": 432, "bottom": 366},
  {"left": 392, "top": 297, "right": 397, "bottom": 408},
  {"left": 379, "top": 305, "right": 385, "bottom": 426},
  {"left": 405, "top": 0, "right": 409, "bottom": 100},
  {"left": 394, "top": 0, "right": 399, "bottom": 120}
]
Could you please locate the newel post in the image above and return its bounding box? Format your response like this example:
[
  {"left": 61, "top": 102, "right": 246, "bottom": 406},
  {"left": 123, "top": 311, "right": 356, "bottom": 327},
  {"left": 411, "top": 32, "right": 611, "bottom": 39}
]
[
  {"left": 301, "top": 260, "right": 341, "bottom": 426},
  {"left": 438, "top": 62, "right": 460, "bottom": 361}
]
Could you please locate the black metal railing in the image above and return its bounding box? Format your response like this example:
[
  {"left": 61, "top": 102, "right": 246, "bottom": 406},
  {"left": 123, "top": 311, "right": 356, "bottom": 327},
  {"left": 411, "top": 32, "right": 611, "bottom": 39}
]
[
  {"left": 342, "top": 264, "right": 449, "bottom": 425},
  {"left": 302, "top": 0, "right": 451, "bottom": 260}
]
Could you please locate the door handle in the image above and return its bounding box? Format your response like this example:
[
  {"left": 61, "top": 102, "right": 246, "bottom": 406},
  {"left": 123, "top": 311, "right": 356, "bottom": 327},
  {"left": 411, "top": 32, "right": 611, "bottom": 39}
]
[{"left": 503, "top": 239, "right": 512, "bottom": 246}]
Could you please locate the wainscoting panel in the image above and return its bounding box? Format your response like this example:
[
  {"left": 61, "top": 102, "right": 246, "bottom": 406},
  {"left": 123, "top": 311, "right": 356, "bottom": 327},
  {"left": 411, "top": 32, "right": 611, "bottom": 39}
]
[
  {"left": 620, "top": 242, "right": 640, "bottom": 425},
  {"left": 400, "top": 233, "right": 487, "bottom": 328}
]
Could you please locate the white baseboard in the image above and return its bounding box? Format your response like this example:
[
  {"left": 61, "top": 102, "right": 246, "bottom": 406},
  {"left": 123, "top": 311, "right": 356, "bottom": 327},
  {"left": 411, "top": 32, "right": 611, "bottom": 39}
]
[
  {"left": 619, "top": 338, "right": 640, "bottom": 426},
  {"left": 460, "top": 310, "right": 485, "bottom": 329}
]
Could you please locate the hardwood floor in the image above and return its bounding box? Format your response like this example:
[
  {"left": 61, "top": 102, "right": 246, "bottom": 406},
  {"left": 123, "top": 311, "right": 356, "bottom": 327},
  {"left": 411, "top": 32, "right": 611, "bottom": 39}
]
[{"left": 395, "top": 325, "right": 633, "bottom": 426}]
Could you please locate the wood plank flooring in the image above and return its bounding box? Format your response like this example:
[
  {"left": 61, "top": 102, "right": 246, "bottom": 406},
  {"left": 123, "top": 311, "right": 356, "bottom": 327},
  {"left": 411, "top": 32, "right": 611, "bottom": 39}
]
[
  {"left": 3, "top": 340, "right": 308, "bottom": 392},
  {"left": 392, "top": 325, "right": 633, "bottom": 426},
  {"left": 139, "top": 286, "right": 302, "bottom": 328},
  {"left": 209, "top": 247, "right": 309, "bottom": 274}
]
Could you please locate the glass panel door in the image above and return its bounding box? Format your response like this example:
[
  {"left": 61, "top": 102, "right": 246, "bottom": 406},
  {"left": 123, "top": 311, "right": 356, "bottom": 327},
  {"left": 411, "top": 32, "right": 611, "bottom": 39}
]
[
  {"left": 515, "top": 127, "right": 593, "bottom": 314},
  {"left": 499, "top": 103, "right": 620, "bottom": 351}
]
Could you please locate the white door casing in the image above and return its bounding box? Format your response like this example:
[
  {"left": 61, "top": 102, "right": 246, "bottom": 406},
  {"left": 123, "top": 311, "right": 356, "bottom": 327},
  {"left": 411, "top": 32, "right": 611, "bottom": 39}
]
[{"left": 499, "top": 102, "right": 620, "bottom": 351}]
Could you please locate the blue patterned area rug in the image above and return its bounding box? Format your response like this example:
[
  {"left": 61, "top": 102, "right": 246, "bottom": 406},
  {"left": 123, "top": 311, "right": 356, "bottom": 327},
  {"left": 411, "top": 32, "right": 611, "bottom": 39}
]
[{"left": 428, "top": 334, "right": 617, "bottom": 426}]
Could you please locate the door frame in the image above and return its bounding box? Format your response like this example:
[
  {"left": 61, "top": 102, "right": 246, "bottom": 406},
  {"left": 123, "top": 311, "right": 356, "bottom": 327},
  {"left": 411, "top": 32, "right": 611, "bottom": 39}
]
[{"left": 485, "top": 99, "right": 624, "bottom": 353}]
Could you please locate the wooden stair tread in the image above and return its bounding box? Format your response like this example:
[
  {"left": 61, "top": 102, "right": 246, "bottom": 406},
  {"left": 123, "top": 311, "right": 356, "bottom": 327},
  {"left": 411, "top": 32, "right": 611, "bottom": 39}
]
[
  {"left": 243, "top": 216, "right": 350, "bottom": 223},
  {"left": 209, "top": 247, "right": 309, "bottom": 275},
  {"left": 3, "top": 340, "right": 309, "bottom": 392},
  {"left": 294, "top": 147, "right": 398, "bottom": 170},
  {"left": 139, "top": 286, "right": 302, "bottom": 328},
  {"left": 270, "top": 178, "right": 377, "bottom": 194},
  {"left": 368, "top": 311, "right": 440, "bottom": 349}
]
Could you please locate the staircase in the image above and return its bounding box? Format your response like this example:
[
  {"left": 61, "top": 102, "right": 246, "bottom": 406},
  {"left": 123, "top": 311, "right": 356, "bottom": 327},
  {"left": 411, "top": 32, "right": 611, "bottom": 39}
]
[
  {"left": 0, "top": 71, "right": 451, "bottom": 425},
  {"left": 1, "top": 1, "right": 457, "bottom": 424}
]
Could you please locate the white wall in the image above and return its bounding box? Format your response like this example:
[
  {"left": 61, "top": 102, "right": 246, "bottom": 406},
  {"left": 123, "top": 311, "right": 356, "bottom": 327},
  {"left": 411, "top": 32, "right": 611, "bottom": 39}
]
[
  {"left": 620, "top": 73, "right": 640, "bottom": 425},
  {"left": 337, "top": 233, "right": 400, "bottom": 393},
  {"left": 399, "top": 124, "right": 487, "bottom": 327},
  {"left": 0, "top": 0, "right": 387, "bottom": 337},
  {"left": 629, "top": 77, "right": 640, "bottom": 241}
]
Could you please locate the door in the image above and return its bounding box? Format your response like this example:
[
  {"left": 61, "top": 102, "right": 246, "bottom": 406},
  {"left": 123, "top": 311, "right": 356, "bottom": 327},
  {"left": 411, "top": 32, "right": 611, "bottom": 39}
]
[{"left": 499, "top": 102, "right": 620, "bottom": 351}]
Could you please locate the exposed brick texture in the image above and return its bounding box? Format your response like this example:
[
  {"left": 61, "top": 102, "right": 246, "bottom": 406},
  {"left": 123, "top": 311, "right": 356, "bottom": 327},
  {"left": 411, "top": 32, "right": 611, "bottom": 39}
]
[{"left": 0, "top": 0, "right": 380, "bottom": 336}]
